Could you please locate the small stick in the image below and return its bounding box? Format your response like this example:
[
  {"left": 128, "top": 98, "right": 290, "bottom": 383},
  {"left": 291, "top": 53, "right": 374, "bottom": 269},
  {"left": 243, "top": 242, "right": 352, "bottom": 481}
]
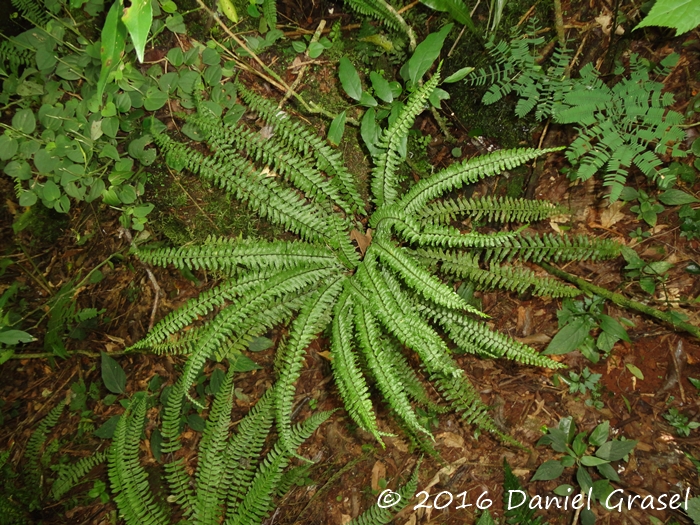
[{"left": 539, "top": 262, "right": 700, "bottom": 340}]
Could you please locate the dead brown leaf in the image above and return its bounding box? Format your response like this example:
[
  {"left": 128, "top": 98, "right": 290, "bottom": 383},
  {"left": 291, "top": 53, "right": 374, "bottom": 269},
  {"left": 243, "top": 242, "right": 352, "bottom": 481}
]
[
  {"left": 371, "top": 461, "right": 386, "bottom": 491},
  {"left": 350, "top": 228, "right": 372, "bottom": 256},
  {"left": 600, "top": 200, "right": 626, "bottom": 228}
]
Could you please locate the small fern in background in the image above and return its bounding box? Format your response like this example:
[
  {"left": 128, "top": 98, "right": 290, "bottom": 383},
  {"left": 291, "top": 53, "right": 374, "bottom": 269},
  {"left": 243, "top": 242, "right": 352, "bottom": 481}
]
[
  {"left": 467, "top": 29, "right": 687, "bottom": 201},
  {"left": 467, "top": 24, "right": 574, "bottom": 121},
  {"left": 557, "top": 54, "right": 685, "bottom": 200},
  {"left": 129, "top": 61, "right": 619, "bottom": 456}
]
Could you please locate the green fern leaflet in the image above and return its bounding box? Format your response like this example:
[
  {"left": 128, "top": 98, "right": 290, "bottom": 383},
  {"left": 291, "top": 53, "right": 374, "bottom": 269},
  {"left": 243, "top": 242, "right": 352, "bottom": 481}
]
[{"left": 130, "top": 73, "right": 619, "bottom": 454}]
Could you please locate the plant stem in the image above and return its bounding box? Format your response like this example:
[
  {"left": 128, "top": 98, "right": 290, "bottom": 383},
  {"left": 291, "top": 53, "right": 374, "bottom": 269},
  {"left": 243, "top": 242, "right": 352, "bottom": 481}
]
[{"left": 539, "top": 262, "right": 700, "bottom": 340}]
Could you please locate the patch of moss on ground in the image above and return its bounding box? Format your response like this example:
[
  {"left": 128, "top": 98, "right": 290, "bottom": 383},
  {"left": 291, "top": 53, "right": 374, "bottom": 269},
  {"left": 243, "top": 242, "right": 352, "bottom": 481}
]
[
  {"left": 145, "top": 163, "right": 282, "bottom": 245},
  {"left": 442, "top": 0, "right": 555, "bottom": 147}
]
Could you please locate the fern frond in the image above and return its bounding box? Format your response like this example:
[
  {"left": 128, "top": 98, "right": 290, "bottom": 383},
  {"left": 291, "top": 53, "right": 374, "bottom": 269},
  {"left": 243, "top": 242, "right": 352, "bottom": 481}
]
[
  {"left": 192, "top": 366, "right": 236, "bottom": 525},
  {"left": 421, "top": 302, "right": 563, "bottom": 368},
  {"left": 108, "top": 395, "right": 170, "bottom": 525},
  {"left": 343, "top": 0, "right": 415, "bottom": 47},
  {"left": 371, "top": 71, "right": 441, "bottom": 207},
  {"left": 479, "top": 233, "right": 621, "bottom": 263},
  {"left": 261, "top": 0, "right": 276, "bottom": 27},
  {"left": 419, "top": 196, "right": 561, "bottom": 225},
  {"left": 189, "top": 113, "right": 354, "bottom": 214},
  {"left": 138, "top": 238, "right": 341, "bottom": 275},
  {"left": 354, "top": 255, "right": 460, "bottom": 378},
  {"left": 425, "top": 250, "right": 579, "bottom": 297},
  {"left": 24, "top": 402, "right": 64, "bottom": 490},
  {"left": 129, "top": 269, "right": 276, "bottom": 351},
  {"left": 160, "top": 266, "right": 341, "bottom": 452},
  {"left": 237, "top": 84, "right": 365, "bottom": 214},
  {"left": 330, "top": 290, "right": 386, "bottom": 442},
  {"left": 227, "top": 409, "right": 335, "bottom": 525},
  {"left": 0, "top": 39, "right": 33, "bottom": 75},
  {"left": 275, "top": 277, "right": 344, "bottom": 453},
  {"left": 50, "top": 450, "right": 108, "bottom": 500},
  {"left": 223, "top": 388, "right": 275, "bottom": 517},
  {"left": 372, "top": 235, "right": 483, "bottom": 314},
  {"left": 383, "top": 338, "right": 446, "bottom": 412},
  {"left": 156, "top": 132, "right": 334, "bottom": 243},
  {"left": 352, "top": 299, "right": 432, "bottom": 438},
  {"left": 11, "top": 0, "right": 49, "bottom": 25},
  {"left": 398, "top": 147, "right": 563, "bottom": 215}
]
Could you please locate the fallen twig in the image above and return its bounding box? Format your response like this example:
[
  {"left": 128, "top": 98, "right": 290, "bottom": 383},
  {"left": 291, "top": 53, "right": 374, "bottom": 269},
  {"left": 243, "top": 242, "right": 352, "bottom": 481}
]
[{"left": 539, "top": 262, "right": 700, "bottom": 340}]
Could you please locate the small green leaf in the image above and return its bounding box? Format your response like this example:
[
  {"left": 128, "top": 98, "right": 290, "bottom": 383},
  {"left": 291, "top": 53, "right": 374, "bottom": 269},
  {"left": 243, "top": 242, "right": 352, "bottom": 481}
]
[
  {"left": 150, "top": 427, "right": 163, "bottom": 462},
  {"left": 588, "top": 421, "right": 610, "bottom": 447},
  {"left": 576, "top": 465, "right": 593, "bottom": 493},
  {"left": 307, "top": 41, "right": 324, "bottom": 58},
  {"left": 219, "top": 0, "right": 238, "bottom": 23},
  {"left": 338, "top": 57, "right": 362, "bottom": 101},
  {"left": 580, "top": 455, "right": 610, "bottom": 467},
  {"left": 122, "top": 0, "right": 153, "bottom": 63},
  {"left": 688, "top": 377, "right": 700, "bottom": 390},
  {"left": 187, "top": 413, "right": 206, "bottom": 431},
  {"left": 327, "top": 110, "right": 346, "bottom": 146},
  {"left": 531, "top": 460, "right": 565, "bottom": 481},
  {"left": 143, "top": 87, "right": 168, "bottom": 111},
  {"left": 0, "top": 134, "right": 18, "bottom": 160},
  {"left": 12, "top": 109, "right": 36, "bottom": 134},
  {"left": 248, "top": 336, "right": 273, "bottom": 352},
  {"left": 361, "top": 107, "right": 380, "bottom": 155},
  {"left": 94, "top": 415, "right": 121, "bottom": 439},
  {"left": 167, "top": 47, "right": 184, "bottom": 67},
  {"left": 359, "top": 92, "right": 378, "bottom": 107},
  {"left": 596, "top": 462, "right": 620, "bottom": 482},
  {"left": 635, "top": 0, "right": 700, "bottom": 35},
  {"left": 19, "top": 191, "right": 37, "bottom": 207},
  {"left": 543, "top": 317, "right": 591, "bottom": 355},
  {"left": 0, "top": 349, "right": 14, "bottom": 365},
  {"left": 596, "top": 439, "right": 638, "bottom": 461},
  {"left": 43, "top": 180, "right": 61, "bottom": 202},
  {"left": 599, "top": 314, "right": 631, "bottom": 342},
  {"left": 0, "top": 329, "right": 34, "bottom": 345},
  {"left": 369, "top": 71, "right": 393, "bottom": 103},
  {"left": 407, "top": 23, "right": 453, "bottom": 87},
  {"left": 292, "top": 40, "right": 306, "bottom": 53},
  {"left": 208, "top": 368, "right": 226, "bottom": 395},
  {"left": 625, "top": 363, "right": 644, "bottom": 380},
  {"left": 476, "top": 510, "right": 496, "bottom": 525},
  {"left": 98, "top": 0, "right": 127, "bottom": 100},
  {"left": 553, "top": 484, "right": 575, "bottom": 496},
  {"left": 444, "top": 66, "right": 474, "bottom": 83},
  {"left": 428, "top": 87, "right": 450, "bottom": 108},
  {"left": 101, "top": 352, "right": 127, "bottom": 394},
  {"left": 420, "top": 0, "right": 475, "bottom": 30},
  {"left": 230, "top": 354, "right": 261, "bottom": 372},
  {"left": 659, "top": 189, "right": 699, "bottom": 206}
]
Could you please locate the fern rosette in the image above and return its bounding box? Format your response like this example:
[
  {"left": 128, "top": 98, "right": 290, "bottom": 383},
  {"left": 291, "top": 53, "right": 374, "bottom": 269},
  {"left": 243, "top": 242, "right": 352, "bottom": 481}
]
[{"left": 130, "top": 71, "right": 620, "bottom": 455}]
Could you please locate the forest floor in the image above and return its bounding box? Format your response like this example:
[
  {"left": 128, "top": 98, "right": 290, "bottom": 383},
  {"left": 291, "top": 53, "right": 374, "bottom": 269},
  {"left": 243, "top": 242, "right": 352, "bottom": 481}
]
[{"left": 1, "top": 0, "right": 700, "bottom": 524}]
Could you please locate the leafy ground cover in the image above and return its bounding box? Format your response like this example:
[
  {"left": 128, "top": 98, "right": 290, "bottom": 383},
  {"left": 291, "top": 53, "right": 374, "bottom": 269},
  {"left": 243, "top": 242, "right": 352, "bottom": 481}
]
[{"left": 1, "top": 0, "right": 700, "bottom": 524}]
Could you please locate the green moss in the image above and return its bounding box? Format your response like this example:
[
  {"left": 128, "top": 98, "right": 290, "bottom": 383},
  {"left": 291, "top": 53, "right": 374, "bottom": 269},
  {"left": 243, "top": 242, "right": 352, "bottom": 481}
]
[{"left": 442, "top": 1, "right": 555, "bottom": 147}]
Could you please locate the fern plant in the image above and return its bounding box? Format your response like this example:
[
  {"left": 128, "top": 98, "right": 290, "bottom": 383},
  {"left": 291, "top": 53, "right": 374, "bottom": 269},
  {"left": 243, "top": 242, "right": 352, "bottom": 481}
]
[
  {"left": 556, "top": 54, "right": 686, "bottom": 200},
  {"left": 108, "top": 375, "right": 334, "bottom": 525},
  {"left": 467, "top": 24, "right": 574, "bottom": 121},
  {"left": 466, "top": 27, "right": 686, "bottom": 201},
  {"left": 129, "top": 66, "right": 620, "bottom": 455}
]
